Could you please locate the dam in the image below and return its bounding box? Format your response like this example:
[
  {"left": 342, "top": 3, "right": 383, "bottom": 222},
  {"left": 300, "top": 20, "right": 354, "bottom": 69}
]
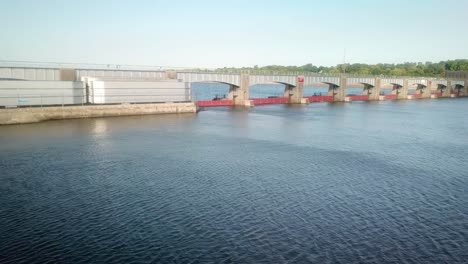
[{"left": 0, "top": 63, "right": 467, "bottom": 124}]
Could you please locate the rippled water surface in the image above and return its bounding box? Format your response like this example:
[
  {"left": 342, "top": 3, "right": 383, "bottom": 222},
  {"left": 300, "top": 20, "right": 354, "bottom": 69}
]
[{"left": 1, "top": 98, "right": 468, "bottom": 263}]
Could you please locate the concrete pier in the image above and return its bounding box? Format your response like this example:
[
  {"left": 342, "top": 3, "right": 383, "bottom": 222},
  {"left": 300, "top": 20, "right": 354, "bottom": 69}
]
[
  {"left": 442, "top": 81, "right": 452, "bottom": 97},
  {"left": 328, "top": 77, "right": 346, "bottom": 102},
  {"left": 396, "top": 80, "right": 409, "bottom": 99},
  {"left": 228, "top": 74, "right": 249, "bottom": 106},
  {"left": 285, "top": 76, "right": 305, "bottom": 104},
  {"left": 465, "top": 79, "right": 468, "bottom": 96},
  {"left": 0, "top": 102, "right": 197, "bottom": 125},
  {"left": 368, "top": 78, "right": 381, "bottom": 101},
  {"left": 422, "top": 81, "right": 431, "bottom": 98}
]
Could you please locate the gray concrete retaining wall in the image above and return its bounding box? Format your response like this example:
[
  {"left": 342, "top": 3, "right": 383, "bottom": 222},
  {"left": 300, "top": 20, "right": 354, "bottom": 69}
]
[{"left": 0, "top": 102, "right": 197, "bottom": 125}]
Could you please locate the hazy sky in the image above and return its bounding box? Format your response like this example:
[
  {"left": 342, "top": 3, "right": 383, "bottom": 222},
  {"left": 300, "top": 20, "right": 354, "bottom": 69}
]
[{"left": 1, "top": 0, "right": 467, "bottom": 68}]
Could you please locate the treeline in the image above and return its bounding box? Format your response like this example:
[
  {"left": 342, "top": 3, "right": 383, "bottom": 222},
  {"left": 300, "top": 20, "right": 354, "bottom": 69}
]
[{"left": 218, "top": 60, "right": 468, "bottom": 77}]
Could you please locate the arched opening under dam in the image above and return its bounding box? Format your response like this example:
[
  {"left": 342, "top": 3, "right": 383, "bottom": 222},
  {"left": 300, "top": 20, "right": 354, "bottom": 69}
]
[
  {"left": 343, "top": 82, "right": 369, "bottom": 101},
  {"left": 303, "top": 82, "right": 335, "bottom": 102},
  {"left": 346, "top": 83, "right": 366, "bottom": 96},
  {"left": 434, "top": 84, "right": 446, "bottom": 96},
  {"left": 303, "top": 82, "right": 329, "bottom": 97},
  {"left": 407, "top": 83, "right": 423, "bottom": 95},
  {"left": 380, "top": 83, "right": 394, "bottom": 95},
  {"left": 249, "top": 83, "right": 286, "bottom": 99},
  {"left": 249, "top": 82, "right": 290, "bottom": 105},
  {"left": 454, "top": 84, "right": 464, "bottom": 96},
  {"left": 191, "top": 82, "right": 232, "bottom": 101},
  {"left": 191, "top": 81, "right": 236, "bottom": 107}
]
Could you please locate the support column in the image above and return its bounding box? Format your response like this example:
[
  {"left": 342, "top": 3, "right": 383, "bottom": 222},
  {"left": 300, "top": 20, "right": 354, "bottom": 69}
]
[
  {"left": 229, "top": 74, "right": 250, "bottom": 106},
  {"left": 329, "top": 77, "right": 346, "bottom": 102},
  {"left": 442, "top": 81, "right": 452, "bottom": 97},
  {"left": 422, "top": 80, "right": 432, "bottom": 98},
  {"left": 398, "top": 80, "right": 409, "bottom": 99},
  {"left": 368, "top": 78, "right": 381, "bottom": 101},
  {"left": 60, "top": 68, "right": 76, "bottom": 81},
  {"left": 286, "top": 76, "right": 305, "bottom": 104},
  {"left": 464, "top": 79, "right": 468, "bottom": 96},
  {"left": 165, "top": 70, "right": 177, "bottom": 79}
]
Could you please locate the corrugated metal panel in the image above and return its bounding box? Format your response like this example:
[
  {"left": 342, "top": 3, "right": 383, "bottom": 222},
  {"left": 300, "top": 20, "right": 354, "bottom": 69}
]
[
  {"left": 0, "top": 68, "right": 11, "bottom": 79},
  {"left": 0, "top": 67, "right": 60, "bottom": 81},
  {"left": 24, "top": 69, "right": 36, "bottom": 80},
  {"left": 89, "top": 80, "right": 190, "bottom": 104},
  {"left": 11, "top": 69, "right": 24, "bottom": 79},
  {"left": 36, "top": 69, "right": 46, "bottom": 80},
  {"left": 0, "top": 81, "right": 85, "bottom": 107}
]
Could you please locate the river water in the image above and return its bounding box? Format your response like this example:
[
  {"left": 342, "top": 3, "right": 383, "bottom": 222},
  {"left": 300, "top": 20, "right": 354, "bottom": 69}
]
[{"left": 1, "top": 98, "right": 467, "bottom": 263}]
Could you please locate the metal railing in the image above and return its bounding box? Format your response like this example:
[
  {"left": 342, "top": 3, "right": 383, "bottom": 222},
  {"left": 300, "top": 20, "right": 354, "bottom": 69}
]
[
  {"left": 177, "top": 68, "right": 449, "bottom": 80},
  {"left": 0, "top": 60, "right": 203, "bottom": 71},
  {"left": 1, "top": 60, "right": 464, "bottom": 81}
]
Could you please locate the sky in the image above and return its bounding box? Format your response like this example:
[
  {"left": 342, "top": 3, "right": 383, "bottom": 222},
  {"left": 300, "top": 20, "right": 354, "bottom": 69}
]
[{"left": 1, "top": 0, "right": 468, "bottom": 68}]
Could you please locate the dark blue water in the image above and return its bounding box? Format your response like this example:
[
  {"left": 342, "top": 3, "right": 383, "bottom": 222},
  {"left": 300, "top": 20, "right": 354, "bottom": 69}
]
[{"left": 1, "top": 98, "right": 467, "bottom": 263}]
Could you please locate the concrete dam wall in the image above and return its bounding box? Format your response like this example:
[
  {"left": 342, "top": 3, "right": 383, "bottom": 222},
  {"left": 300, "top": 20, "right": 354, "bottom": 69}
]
[{"left": 0, "top": 103, "right": 197, "bottom": 125}]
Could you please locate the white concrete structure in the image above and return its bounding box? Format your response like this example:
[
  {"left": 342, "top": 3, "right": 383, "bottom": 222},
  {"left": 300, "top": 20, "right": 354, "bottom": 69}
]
[
  {"left": 0, "top": 67, "right": 60, "bottom": 81},
  {"left": 0, "top": 81, "right": 85, "bottom": 107},
  {"left": 85, "top": 78, "right": 190, "bottom": 104}
]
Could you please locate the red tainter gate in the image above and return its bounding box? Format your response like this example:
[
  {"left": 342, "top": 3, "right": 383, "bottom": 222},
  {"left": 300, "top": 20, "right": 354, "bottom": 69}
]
[
  {"left": 384, "top": 94, "right": 397, "bottom": 100},
  {"left": 349, "top": 95, "right": 369, "bottom": 101},
  {"left": 197, "top": 100, "right": 234, "bottom": 107},
  {"left": 251, "top": 97, "right": 289, "bottom": 105},
  {"left": 198, "top": 97, "right": 290, "bottom": 107},
  {"left": 304, "top": 96, "right": 334, "bottom": 102}
]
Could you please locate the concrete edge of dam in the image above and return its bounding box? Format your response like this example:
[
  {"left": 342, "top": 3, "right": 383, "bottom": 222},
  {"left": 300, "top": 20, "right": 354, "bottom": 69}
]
[{"left": 0, "top": 102, "right": 198, "bottom": 125}]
